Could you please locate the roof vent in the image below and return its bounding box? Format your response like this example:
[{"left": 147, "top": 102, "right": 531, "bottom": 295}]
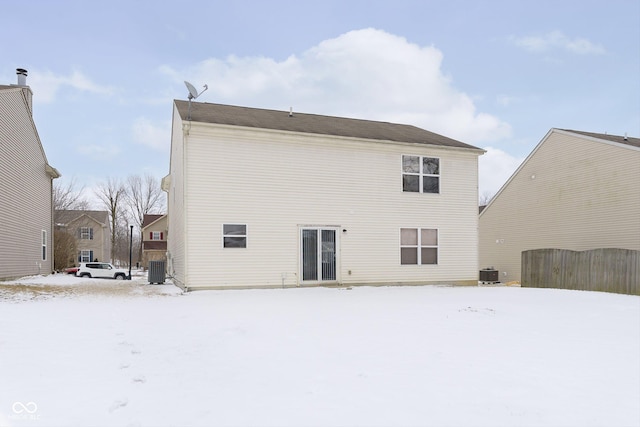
[
  {"left": 16, "top": 68, "right": 27, "bottom": 86},
  {"left": 624, "top": 132, "right": 628, "bottom": 141},
  {"left": 289, "top": 107, "right": 293, "bottom": 117}
]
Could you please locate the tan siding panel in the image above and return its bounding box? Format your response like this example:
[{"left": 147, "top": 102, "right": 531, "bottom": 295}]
[{"left": 480, "top": 130, "right": 640, "bottom": 282}]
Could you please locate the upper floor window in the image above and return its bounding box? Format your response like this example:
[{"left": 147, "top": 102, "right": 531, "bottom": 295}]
[
  {"left": 223, "top": 224, "right": 247, "bottom": 248},
  {"left": 151, "top": 231, "right": 163, "bottom": 240},
  {"left": 402, "top": 155, "right": 440, "bottom": 193},
  {"left": 80, "top": 227, "right": 94, "bottom": 240}
]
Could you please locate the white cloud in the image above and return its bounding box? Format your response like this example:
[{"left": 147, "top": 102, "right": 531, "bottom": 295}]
[
  {"left": 478, "top": 147, "right": 524, "bottom": 199},
  {"left": 496, "top": 95, "right": 516, "bottom": 107},
  {"left": 161, "top": 28, "right": 511, "bottom": 145},
  {"left": 511, "top": 31, "right": 605, "bottom": 55},
  {"left": 77, "top": 143, "right": 121, "bottom": 160},
  {"left": 132, "top": 117, "right": 171, "bottom": 151},
  {"left": 27, "top": 69, "right": 115, "bottom": 103}
]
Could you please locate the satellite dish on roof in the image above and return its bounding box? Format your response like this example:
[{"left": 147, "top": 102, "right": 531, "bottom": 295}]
[
  {"left": 184, "top": 81, "right": 208, "bottom": 120},
  {"left": 184, "top": 81, "right": 208, "bottom": 100}
]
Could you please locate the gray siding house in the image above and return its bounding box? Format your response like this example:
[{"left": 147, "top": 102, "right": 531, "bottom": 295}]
[
  {"left": 479, "top": 128, "right": 640, "bottom": 283},
  {"left": 0, "top": 69, "right": 60, "bottom": 280}
]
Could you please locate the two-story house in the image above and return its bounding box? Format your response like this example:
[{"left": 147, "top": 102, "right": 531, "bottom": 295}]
[
  {"left": 55, "top": 210, "right": 111, "bottom": 264},
  {"left": 163, "top": 101, "right": 485, "bottom": 290},
  {"left": 0, "top": 69, "right": 60, "bottom": 280},
  {"left": 141, "top": 214, "right": 167, "bottom": 270}
]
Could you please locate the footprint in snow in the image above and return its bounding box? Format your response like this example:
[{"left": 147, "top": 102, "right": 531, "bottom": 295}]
[
  {"left": 132, "top": 375, "right": 146, "bottom": 384},
  {"left": 109, "top": 398, "right": 129, "bottom": 413}
]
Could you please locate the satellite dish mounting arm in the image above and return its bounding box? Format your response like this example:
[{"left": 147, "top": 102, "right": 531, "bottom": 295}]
[{"left": 184, "top": 81, "right": 208, "bottom": 119}]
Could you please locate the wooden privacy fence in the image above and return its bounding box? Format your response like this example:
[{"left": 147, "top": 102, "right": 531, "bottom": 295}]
[{"left": 521, "top": 248, "right": 640, "bottom": 295}]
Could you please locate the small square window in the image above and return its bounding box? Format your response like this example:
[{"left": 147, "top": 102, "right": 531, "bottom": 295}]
[{"left": 223, "top": 224, "right": 247, "bottom": 248}]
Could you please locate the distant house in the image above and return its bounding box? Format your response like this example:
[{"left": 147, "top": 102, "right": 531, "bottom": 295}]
[
  {"left": 163, "top": 101, "right": 485, "bottom": 290},
  {"left": 0, "top": 69, "right": 60, "bottom": 280},
  {"left": 141, "top": 214, "right": 167, "bottom": 270},
  {"left": 479, "top": 129, "right": 640, "bottom": 283},
  {"left": 55, "top": 210, "right": 111, "bottom": 264}
]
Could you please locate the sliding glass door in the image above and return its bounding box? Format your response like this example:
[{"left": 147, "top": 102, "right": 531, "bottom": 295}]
[{"left": 301, "top": 227, "right": 338, "bottom": 282}]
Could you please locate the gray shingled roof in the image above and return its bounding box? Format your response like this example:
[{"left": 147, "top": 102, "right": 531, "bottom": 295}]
[
  {"left": 562, "top": 129, "right": 640, "bottom": 149},
  {"left": 142, "top": 214, "right": 165, "bottom": 228},
  {"left": 55, "top": 210, "right": 109, "bottom": 225},
  {"left": 174, "top": 100, "right": 481, "bottom": 151}
]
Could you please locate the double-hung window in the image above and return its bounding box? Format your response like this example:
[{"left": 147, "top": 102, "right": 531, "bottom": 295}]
[
  {"left": 400, "top": 228, "right": 438, "bottom": 265},
  {"left": 151, "top": 231, "right": 163, "bottom": 240},
  {"left": 402, "top": 155, "right": 440, "bottom": 193},
  {"left": 79, "top": 250, "right": 93, "bottom": 262},
  {"left": 223, "top": 224, "right": 247, "bottom": 248},
  {"left": 80, "top": 227, "right": 93, "bottom": 240}
]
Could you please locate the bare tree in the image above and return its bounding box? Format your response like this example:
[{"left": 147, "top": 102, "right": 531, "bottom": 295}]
[
  {"left": 125, "top": 173, "right": 166, "bottom": 259},
  {"left": 53, "top": 178, "right": 90, "bottom": 221},
  {"left": 95, "top": 177, "right": 127, "bottom": 263},
  {"left": 479, "top": 190, "right": 495, "bottom": 206},
  {"left": 53, "top": 228, "right": 77, "bottom": 271}
]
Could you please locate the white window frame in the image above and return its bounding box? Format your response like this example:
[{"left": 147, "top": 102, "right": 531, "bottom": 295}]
[
  {"left": 80, "top": 250, "right": 92, "bottom": 262},
  {"left": 401, "top": 155, "right": 440, "bottom": 194},
  {"left": 151, "top": 231, "right": 162, "bottom": 241},
  {"left": 222, "top": 224, "right": 247, "bottom": 248},
  {"left": 41, "top": 230, "right": 47, "bottom": 261},
  {"left": 400, "top": 228, "right": 439, "bottom": 265},
  {"left": 80, "top": 227, "right": 93, "bottom": 240}
]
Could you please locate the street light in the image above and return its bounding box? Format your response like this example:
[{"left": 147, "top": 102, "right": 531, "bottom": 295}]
[{"left": 128, "top": 224, "right": 133, "bottom": 280}]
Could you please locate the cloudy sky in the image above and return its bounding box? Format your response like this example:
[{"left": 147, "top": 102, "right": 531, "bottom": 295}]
[{"left": 2, "top": 0, "right": 638, "bottom": 202}]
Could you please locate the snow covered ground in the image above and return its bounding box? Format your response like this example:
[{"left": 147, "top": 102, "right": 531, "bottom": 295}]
[{"left": 0, "top": 274, "right": 638, "bottom": 427}]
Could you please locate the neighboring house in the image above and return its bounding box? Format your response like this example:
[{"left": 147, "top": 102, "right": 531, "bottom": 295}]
[
  {"left": 55, "top": 210, "right": 111, "bottom": 264},
  {"left": 141, "top": 214, "right": 167, "bottom": 270},
  {"left": 163, "top": 101, "right": 485, "bottom": 290},
  {"left": 0, "top": 69, "right": 60, "bottom": 280},
  {"left": 479, "top": 128, "right": 640, "bottom": 283}
]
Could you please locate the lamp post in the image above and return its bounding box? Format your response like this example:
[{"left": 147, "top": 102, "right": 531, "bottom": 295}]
[{"left": 128, "top": 225, "right": 133, "bottom": 280}]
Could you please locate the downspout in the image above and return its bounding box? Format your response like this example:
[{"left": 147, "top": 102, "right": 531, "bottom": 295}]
[
  {"left": 46, "top": 165, "right": 61, "bottom": 273},
  {"left": 182, "top": 118, "right": 190, "bottom": 290}
]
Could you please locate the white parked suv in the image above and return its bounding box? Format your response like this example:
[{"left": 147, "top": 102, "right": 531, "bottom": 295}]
[{"left": 76, "top": 262, "right": 128, "bottom": 280}]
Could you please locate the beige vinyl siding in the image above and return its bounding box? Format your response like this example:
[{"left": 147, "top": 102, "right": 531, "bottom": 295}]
[
  {"left": 479, "top": 129, "right": 640, "bottom": 283},
  {"left": 143, "top": 216, "right": 167, "bottom": 240},
  {"left": 182, "top": 122, "right": 480, "bottom": 289},
  {"left": 166, "top": 106, "right": 187, "bottom": 286},
  {"left": 0, "top": 88, "right": 54, "bottom": 279},
  {"left": 68, "top": 217, "right": 110, "bottom": 263}
]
